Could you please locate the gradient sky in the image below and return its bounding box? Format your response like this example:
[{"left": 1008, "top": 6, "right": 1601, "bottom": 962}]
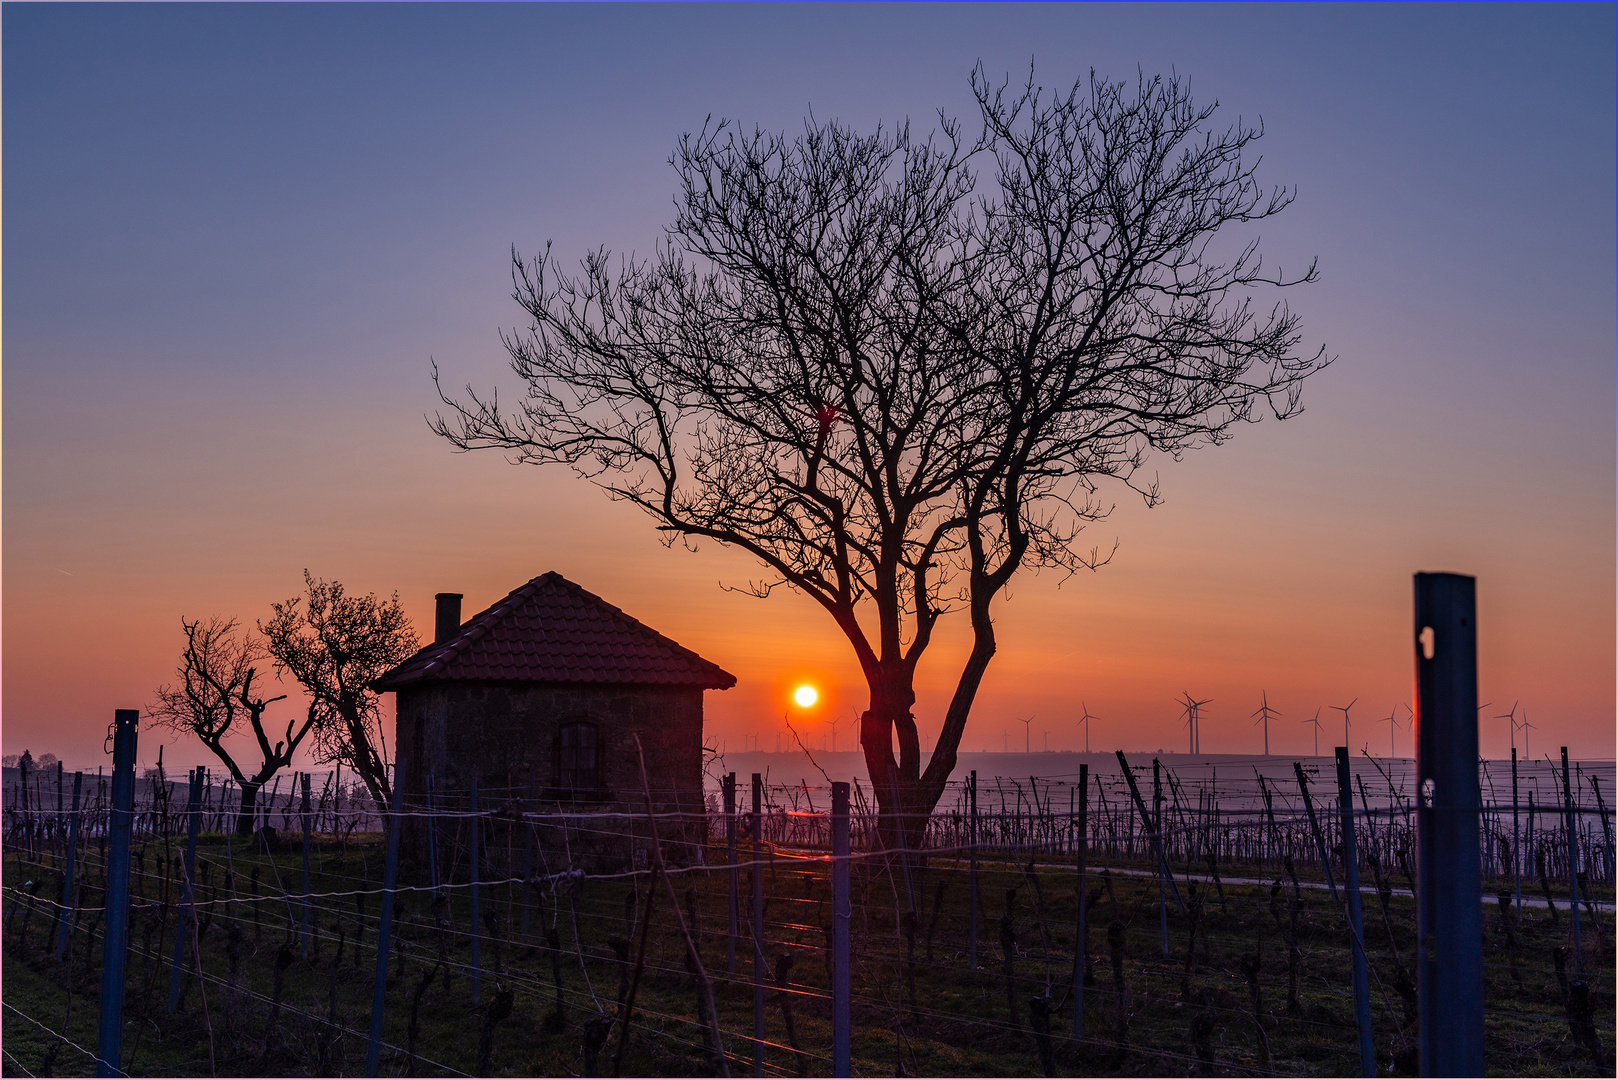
[{"left": 5, "top": 3, "right": 1614, "bottom": 772}]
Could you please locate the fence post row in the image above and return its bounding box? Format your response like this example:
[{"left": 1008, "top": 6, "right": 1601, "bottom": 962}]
[
  {"left": 95, "top": 709, "right": 138, "bottom": 1079},
  {"left": 28, "top": 693, "right": 1612, "bottom": 1077},
  {"left": 831, "top": 780, "right": 851, "bottom": 1078},
  {"left": 1413, "top": 571, "right": 1484, "bottom": 1078}
]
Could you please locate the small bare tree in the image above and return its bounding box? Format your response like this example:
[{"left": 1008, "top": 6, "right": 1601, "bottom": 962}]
[
  {"left": 433, "top": 67, "right": 1328, "bottom": 841},
  {"left": 148, "top": 616, "right": 314, "bottom": 835},
  {"left": 259, "top": 571, "right": 419, "bottom": 810}
]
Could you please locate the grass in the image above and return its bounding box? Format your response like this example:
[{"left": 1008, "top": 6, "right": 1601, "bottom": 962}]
[{"left": 2, "top": 826, "right": 1612, "bottom": 1077}]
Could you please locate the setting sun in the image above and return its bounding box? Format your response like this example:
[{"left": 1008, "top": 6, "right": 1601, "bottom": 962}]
[{"left": 792, "top": 684, "right": 818, "bottom": 708}]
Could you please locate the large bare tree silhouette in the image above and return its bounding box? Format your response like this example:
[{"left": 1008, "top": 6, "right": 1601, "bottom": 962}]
[{"left": 434, "top": 68, "right": 1328, "bottom": 842}]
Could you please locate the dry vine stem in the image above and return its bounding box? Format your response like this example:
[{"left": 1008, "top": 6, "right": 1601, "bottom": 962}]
[{"left": 632, "top": 734, "right": 729, "bottom": 1076}]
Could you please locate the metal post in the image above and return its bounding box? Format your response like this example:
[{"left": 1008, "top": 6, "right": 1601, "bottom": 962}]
[
  {"left": 726, "top": 772, "right": 738, "bottom": 977},
  {"left": 968, "top": 771, "right": 979, "bottom": 969},
  {"left": 56, "top": 772, "right": 83, "bottom": 962},
  {"left": 365, "top": 777, "right": 405, "bottom": 1076},
  {"left": 56, "top": 762, "right": 65, "bottom": 866},
  {"left": 1511, "top": 749, "right": 1522, "bottom": 923},
  {"left": 831, "top": 781, "right": 851, "bottom": 1078},
  {"left": 1414, "top": 571, "right": 1483, "bottom": 1077},
  {"left": 301, "top": 771, "right": 312, "bottom": 959},
  {"left": 1560, "top": 747, "right": 1582, "bottom": 976},
  {"left": 1071, "top": 763, "right": 1088, "bottom": 1041},
  {"left": 752, "top": 772, "right": 765, "bottom": 1077},
  {"left": 1293, "top": 761, "right": 1339, "bottom": 904},
  {"left": 96, "top": 709, "right": 138, "bottom": 1078},
  {"left": 470, "top": 775, "right": 481, "bottom": 1006},
  {"left": 169, "top": 767, "right": 204, "bottom": 1012},
  {"left": 1154, "top": 759, "right": 1167, "bottom": 955},
  {"left": 1336, "top": 748, "right": 1375, "bottom": 1076}
]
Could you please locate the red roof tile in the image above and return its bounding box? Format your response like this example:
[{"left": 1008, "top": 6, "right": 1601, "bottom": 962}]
[{"left": 374, "top": 572, "right": 736, "bottom": 691}]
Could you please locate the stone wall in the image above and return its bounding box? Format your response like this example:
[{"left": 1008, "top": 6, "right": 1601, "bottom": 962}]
[{"left": 392, "top": 680, "right": 709, "bottom": 873}]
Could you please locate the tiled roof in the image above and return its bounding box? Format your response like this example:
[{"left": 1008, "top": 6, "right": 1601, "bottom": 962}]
[{"left": 374, "top": 572, "right": 736, "bottom": 691}]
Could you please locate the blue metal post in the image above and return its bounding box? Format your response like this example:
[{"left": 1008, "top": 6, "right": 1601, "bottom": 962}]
[
  {"left": 1336, "top": 748, "right": 1375, "bottom": 1076},
  {"left": 169, "top": 767, "right": 203, "bottom": 1012},
  {"left": 1414, "top": 571, "right": 1483, "bottom": 1077},
  {"left": 365, "top": 777, "right": 405, "bottom": 1076},
  {"left": 831, "top": 781, "right": 851, "bottom": 1078},
  {"left": 95, "top": 709, "right": 138, "bottom": 1078},
  {"left": 56, "top": 772, "right": 83, "bottom": 962}
]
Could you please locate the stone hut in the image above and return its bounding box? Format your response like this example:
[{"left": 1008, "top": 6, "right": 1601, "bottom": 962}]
[{"left": 376, "top": 571, "right": 735, "bottom": 870}]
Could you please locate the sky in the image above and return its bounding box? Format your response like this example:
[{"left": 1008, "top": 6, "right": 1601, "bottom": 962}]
[{"left": 4, "top": 3, "right": 1614, "bottom": 772}]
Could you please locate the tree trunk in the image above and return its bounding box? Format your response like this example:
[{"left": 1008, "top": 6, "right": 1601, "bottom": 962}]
[
  {"left": 859, "top": 616, "right": 999, "bottom": 849},
  {"left": 859, "top": 665, "right": 930, "bottom": 849},
  {"left": 235, "top": 782, "right": 260, "bottom": 837}
]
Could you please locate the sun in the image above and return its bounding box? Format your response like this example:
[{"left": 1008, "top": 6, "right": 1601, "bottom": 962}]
[{"left": 792, "top": 684, "right": 818, "bottom": 708}]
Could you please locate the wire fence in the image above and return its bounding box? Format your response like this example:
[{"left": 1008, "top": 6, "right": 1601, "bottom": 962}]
[{"left": 3, "top": 752, "right": 1613, "bottom": 1077}]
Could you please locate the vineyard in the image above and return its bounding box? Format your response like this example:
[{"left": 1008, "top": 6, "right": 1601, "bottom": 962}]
[{"left": 2, "top": 749, "right": 1613, "bottom": 1077}]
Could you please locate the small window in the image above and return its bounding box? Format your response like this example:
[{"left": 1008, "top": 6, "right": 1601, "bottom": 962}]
[{"left": 559, "top": 722, "right": 599, "bottom": 794}]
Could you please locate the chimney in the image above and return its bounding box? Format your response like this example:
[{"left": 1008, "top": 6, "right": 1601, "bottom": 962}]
[{"left": 434, "top": 593, "right": 463, "bottom": 644}]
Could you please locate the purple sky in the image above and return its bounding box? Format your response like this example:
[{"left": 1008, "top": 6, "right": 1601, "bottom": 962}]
[{"left": 4, "top": 3, "right": 1613, "bottom": 770}]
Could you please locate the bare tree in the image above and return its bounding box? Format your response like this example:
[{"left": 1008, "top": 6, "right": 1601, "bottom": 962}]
[
  {"left": 259, "top": 571, "right": 419, "bottom": 809},
  {"left": 148, "top": 616, "right": 312, "bottom": 835},
  {"left": 433, "top": 68, "right": 1328, "bottom": 840}
]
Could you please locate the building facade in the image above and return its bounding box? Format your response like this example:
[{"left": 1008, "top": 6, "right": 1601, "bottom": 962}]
[{"left": 376, "top": 571, "right": 735, "bottom": 871}]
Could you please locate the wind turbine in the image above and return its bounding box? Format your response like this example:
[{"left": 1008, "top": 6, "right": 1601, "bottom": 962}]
[
  {"left": 1376, "top": 706, "right": 1404, "bottom": 760},
  {"left": 1331, "top": 698, "right": 1358, "bottom": 749},
  {"left": 1519, "top": 709, "right": 1535, "bottom": 760},
  {"left": 1302, "top": 707, "right": 1325, "bottom": 757},
  {"left": 1076, "top": 703, "right": 1098, "bottom": 754},
  {"left": 1179, "top": 692, "right": 1211, "bottom": 755},
  {"left": 1018, "top": 715, "right": 1036, "bottom": 754},
  {"left": 1495, "top": 701, "right": 1520, "bottom": 757},
  {"left": 1252, "top": 691, "right": 1281, "bottom": 756}
]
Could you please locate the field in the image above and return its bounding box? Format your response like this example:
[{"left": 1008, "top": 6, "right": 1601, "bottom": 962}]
[{"left": 2, "top": 761, "right": 1613, "bottom": 1077}]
